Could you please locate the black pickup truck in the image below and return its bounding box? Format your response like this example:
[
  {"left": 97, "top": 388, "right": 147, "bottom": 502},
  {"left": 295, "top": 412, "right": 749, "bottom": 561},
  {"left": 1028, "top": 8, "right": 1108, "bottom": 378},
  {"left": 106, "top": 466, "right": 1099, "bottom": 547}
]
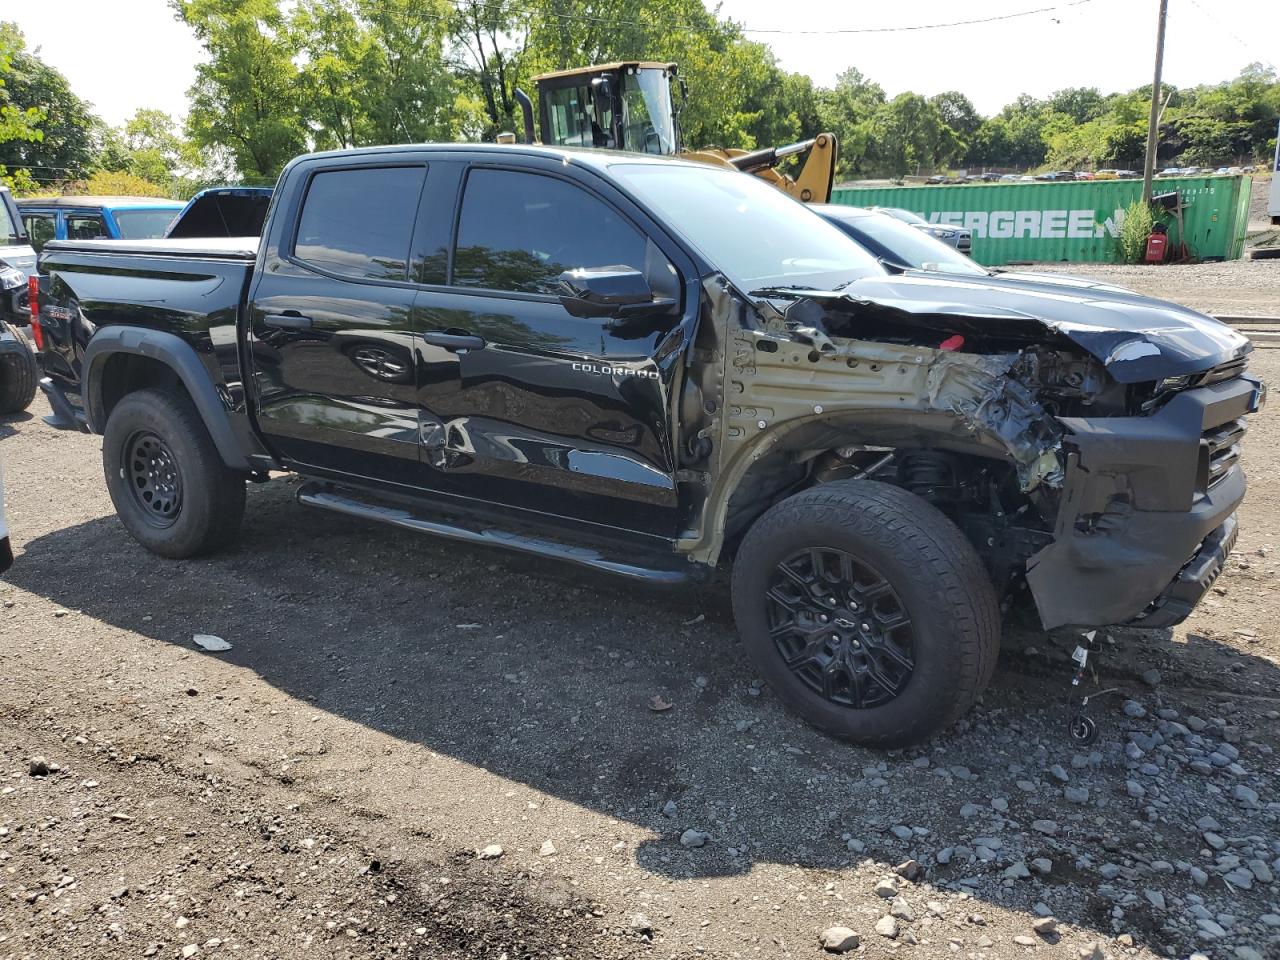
[{"left": 33, "top": 144, "right": 1265, "bottom": 746}]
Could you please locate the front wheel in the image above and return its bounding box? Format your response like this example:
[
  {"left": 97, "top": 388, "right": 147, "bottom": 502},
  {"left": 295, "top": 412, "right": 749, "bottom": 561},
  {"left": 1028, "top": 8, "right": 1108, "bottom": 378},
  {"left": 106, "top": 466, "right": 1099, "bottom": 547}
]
[
  {"left": 103, "top": 387, "right": 246, "bottom": 558},
  {"left": 731, "top": 480, "right": 1000, "bottom": 747}
]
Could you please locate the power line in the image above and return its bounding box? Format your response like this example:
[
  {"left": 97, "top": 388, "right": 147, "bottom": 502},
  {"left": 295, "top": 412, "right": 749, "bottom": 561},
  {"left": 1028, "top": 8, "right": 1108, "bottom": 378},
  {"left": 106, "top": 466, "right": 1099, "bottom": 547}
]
[
  {"left": 1184, "top": 0, "right": 1276, "bottom": 69},
  {"left": 442, "top": 0, "right": 1100, "bottom": 38},
  {"left": 740, "top": 0, "right": 1100, "bottom": 35}
]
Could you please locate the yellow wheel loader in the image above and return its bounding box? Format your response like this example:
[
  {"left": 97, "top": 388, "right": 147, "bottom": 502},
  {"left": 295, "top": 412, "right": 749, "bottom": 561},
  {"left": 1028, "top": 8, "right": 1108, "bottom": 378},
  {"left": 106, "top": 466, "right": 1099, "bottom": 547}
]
[{"left": 510, "top": 62, "right": 838, "bottom": 203}]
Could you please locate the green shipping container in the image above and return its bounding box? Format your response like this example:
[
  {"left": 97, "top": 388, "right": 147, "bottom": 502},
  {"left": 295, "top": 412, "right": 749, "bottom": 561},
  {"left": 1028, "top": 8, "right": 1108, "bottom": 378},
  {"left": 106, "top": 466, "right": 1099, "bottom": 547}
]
[{"left": 830, "top": 176, "right": 1253, "bottom": 266}]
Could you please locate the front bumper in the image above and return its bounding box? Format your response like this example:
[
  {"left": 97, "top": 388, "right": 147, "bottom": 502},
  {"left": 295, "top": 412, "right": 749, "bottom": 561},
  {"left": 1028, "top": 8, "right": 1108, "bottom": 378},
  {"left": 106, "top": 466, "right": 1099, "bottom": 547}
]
[{"left": 1026, "top": 375, "right": 1261, "bottom": 629}]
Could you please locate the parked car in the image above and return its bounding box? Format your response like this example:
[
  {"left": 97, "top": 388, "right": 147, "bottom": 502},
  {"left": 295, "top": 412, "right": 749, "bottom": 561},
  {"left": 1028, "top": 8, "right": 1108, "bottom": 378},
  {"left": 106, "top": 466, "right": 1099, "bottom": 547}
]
[
  {"left": 1036, "top": 171, "right": 1076, "bottom": 181},
  {"left": 1158, "top": 167, "right": 1183, "bottom": 178},
  {"left": 0, "top": 186, "right": 36, "bottom": 327},
  {"left": 32, "top": 143, "right": 1263, "bottom": 746},
  {"left": 999, "top": 173, "right": 1021, "bottom": 182},
  {"left": 1074, "top": 171, "right": 1094, "bottom": 180},
  {"left": 814, "top": 205, "right": 1137, "bottom": 296},
  {"left": 166, "top": 186, "right": 274, "bottom": 239},
  {"left": 17, "top": 196, "right": 185, "bottom": 253},
  {"left": 872, "top": 206, "right": 973, "bottom": 253},
  {"left": 0, "top": 187, "right": 37, "bottom": 414},
  {"left": 1115, "top": 169, "right": 1139, "bottom": 179}
]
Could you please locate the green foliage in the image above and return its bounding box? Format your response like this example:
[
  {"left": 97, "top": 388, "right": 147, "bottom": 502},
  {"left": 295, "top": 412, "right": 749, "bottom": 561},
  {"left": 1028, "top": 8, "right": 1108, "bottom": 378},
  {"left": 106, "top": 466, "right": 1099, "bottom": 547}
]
[
  {"left": 0, "top": 30, "right": 98, "bottom": 185},
  {"left": 1119, "top": 200, "right": 1155, "bottom": 264},
  {"left": 173, "top": 0, "right": 307, "bottom": 178},
  {"left": 867, "top": 94, "right": 963, "bottom": 178},
  {"left": 5, "top": 5, "right": 1280, "bottom": 192},
  {"left": 78, "top": 170, "right": 172, "bottom": 198},
  {"left": 0, "top": 22, "right": 46, "bottom": 192}
]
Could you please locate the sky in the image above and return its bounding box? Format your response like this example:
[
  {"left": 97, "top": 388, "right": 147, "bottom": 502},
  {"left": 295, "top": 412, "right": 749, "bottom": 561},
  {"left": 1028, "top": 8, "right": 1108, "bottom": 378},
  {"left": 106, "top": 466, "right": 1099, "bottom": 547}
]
[{"left": 6, "top": 0, "right": 1279, "bottom": 127}]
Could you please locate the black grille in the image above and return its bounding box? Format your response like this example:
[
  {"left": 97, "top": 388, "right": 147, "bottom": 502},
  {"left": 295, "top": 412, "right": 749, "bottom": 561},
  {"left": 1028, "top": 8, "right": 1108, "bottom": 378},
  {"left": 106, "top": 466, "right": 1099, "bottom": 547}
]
[
  {"left": 1202, "top": 417, "right": 1246, "bottom": 490},
  {"left": 1195, "top": 357, "right": 1248, "bottom": 388}
]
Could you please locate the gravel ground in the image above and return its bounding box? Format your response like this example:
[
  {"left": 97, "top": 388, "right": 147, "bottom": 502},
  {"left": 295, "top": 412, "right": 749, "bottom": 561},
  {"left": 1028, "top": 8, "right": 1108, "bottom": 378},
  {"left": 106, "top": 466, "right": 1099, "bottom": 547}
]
[
  {"left": 1005, "top": 258, "right": 1279, "bottom": 317},
  {"left": 2, "top": 308, "right": 1279, "bottom": 959}
]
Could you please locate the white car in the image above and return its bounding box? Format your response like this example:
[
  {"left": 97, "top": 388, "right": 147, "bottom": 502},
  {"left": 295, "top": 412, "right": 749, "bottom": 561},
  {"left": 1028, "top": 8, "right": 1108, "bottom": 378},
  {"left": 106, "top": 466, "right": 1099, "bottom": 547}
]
[{"left": 872, "top": 206, "right": 973, "bottom": 254}]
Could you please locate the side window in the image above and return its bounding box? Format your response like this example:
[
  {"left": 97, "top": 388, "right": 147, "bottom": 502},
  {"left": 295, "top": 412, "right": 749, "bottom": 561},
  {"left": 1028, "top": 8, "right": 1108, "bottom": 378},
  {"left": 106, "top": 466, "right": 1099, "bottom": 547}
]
[
  {"left": 452, "top": 169, "right": 647, "bottom": 295},
  {"left": 66, "top": 214, "right": 106, "bottom": 240},
  {"left": 23, "top": 214, "right": 55, "bottom": 253},
  {"left": 294, "top": 166, "right": 425, "bottom": 281}
]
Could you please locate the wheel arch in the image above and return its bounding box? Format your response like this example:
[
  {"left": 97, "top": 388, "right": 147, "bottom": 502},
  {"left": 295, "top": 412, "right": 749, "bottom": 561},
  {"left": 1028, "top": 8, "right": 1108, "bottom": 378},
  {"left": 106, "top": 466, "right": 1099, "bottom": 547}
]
[
  {"left": 689, "top": 408, "right": 1022, "bottom": 565},
  {"left": 84, "top": 328, "right": 252, "bottom": 471}
]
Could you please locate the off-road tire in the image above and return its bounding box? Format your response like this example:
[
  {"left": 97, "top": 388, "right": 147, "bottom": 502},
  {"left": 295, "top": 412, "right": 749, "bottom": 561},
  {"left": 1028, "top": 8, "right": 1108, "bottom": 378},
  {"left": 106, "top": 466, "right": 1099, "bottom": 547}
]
[
  {"left": 731, "top": 480, "right": 1000, "bottom": 747},
  {"left": 103, "top": 387, "right": 246, "bottom": 558},
  {"left": 0, "top": 324, "right": 38, "bottom": 414}
]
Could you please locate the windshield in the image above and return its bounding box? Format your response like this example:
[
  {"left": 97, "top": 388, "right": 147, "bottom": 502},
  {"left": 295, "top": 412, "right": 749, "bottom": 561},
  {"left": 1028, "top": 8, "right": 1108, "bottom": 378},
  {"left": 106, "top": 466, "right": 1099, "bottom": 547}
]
[
  {"left": 113, "top": 208, "right": 181, "bottom": 239},
  {"left": 843, "top": 213, "right": 986, "bottom": 276},
  {"left": 622, "top": 69, "right": 677, "bottom": 155},
  {"left": 612, "top": 163, "right": 882, "bottom": 292},
  {"left": 0, "top": 199, "right": 19, "bottom": 246},
  {"left": 878, "top": 207, "right": 927, "bottom": 226}
]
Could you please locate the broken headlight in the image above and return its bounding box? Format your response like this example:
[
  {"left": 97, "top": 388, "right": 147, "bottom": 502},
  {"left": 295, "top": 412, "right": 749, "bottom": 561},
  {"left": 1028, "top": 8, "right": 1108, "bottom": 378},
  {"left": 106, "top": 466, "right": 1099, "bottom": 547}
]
[
  {"left": 1158, "top": 374, "right": 1193, "bottom": 392},
  {"left": 0, "top": 266, "right": 24, "bottom": 291}
]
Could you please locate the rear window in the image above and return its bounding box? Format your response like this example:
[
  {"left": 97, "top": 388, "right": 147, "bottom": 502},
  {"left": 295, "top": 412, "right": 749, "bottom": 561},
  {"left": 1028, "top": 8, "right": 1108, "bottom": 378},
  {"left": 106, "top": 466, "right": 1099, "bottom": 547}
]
[
  {"left": 114, "top": 208, "right": 181, "bottom": 239},
  {"left": 294, "top": 166, "right": 425, "bottom": 281}
]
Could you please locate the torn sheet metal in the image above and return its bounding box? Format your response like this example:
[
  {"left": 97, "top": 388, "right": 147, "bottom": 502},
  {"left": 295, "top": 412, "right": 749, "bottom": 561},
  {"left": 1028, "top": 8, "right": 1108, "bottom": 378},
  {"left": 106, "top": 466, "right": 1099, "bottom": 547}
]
[{"left": 755, "top": 272, "right": 1251, "bottom": 383}]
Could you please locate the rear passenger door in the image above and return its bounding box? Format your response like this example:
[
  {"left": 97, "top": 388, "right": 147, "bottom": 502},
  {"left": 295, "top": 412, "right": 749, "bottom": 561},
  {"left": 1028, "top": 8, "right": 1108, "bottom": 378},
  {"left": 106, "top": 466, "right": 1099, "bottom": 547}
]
[
  {"left": 410, "top": 162, "right": 689, "bottom": 538},
  {"left": 246, "top": 160, "right": 428, "bottom": 486}
]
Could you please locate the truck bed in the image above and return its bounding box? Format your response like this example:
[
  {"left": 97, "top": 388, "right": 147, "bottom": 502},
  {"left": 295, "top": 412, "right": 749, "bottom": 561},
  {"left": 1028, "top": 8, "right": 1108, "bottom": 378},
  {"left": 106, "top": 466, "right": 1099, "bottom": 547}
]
[{"left": 41, "top": 236, "right": 259, "bottom": 260}]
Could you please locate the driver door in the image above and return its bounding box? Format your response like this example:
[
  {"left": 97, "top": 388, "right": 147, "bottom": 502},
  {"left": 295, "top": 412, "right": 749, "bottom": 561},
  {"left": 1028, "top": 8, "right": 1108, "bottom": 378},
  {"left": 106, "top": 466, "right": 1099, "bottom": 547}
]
[{"left": 410, "top": 164, "right": 685, "bottom": 537}]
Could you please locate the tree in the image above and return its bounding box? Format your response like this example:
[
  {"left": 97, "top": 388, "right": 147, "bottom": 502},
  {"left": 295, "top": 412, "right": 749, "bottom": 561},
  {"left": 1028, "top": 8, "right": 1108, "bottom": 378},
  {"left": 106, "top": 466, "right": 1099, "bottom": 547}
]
[
  {"left": 293, "top": 0, "right": 458, "bottom": 149},
  {"left": 866, "top": 93, "right": 962, "bottom": 177},
  {"left": 0, "top": 23, "right": 47, "bottom": 192},
  {"left": 816, "top": 68, "right": 885, "bottom": 177},
  {"left": 931, "top": 91, "right": 981, "bottom": 145},
  {"left": 0, "top": 29, "right": 98, "bottom": 185},
  {"left": 174, "top": 0, "right": 306, "bottom": 179}
]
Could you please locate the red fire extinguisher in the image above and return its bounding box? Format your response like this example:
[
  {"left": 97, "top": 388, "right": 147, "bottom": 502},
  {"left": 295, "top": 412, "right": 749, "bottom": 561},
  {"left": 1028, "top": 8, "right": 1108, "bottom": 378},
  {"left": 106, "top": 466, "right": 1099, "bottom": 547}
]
[{"left": 1144, "top": 223, "right": 1169, "bottom": 263}]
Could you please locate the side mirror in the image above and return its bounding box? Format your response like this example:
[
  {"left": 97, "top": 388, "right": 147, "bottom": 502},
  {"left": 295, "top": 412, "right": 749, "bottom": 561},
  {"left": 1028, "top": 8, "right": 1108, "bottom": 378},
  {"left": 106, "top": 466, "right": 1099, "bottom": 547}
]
[{"left": 557, "top": 266, "right": 674, "bottom": 320}]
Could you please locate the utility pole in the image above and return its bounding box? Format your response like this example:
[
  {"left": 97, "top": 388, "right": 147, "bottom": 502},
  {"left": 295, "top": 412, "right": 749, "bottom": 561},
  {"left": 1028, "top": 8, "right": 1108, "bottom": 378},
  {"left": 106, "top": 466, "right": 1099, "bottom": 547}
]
[{"left": 1142, "top": 0, "right": 1169, "bottom": 203}]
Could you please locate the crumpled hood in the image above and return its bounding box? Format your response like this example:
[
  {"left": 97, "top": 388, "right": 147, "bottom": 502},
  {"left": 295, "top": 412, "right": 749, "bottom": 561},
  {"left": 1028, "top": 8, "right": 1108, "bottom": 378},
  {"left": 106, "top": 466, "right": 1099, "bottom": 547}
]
[{"left": 832, "top": 271, "right": 1251, "bottom": 383}]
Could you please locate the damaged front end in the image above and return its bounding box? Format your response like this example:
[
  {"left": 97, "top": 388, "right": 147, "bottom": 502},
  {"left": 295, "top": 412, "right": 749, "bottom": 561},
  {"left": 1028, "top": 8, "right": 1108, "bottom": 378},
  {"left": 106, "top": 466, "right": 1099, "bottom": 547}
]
[{"left": 678, "top": 275, "right": 1263, "bottom": 631}]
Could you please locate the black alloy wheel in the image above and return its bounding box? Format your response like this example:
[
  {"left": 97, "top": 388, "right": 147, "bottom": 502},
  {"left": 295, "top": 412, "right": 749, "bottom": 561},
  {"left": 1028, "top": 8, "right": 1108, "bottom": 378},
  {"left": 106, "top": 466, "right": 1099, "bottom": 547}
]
[
  {"left": 765, "top": 547, "right": 915, "bottom": 709},
  {"left": 125, "top": 429, "right": 184, "bottom": 527}
]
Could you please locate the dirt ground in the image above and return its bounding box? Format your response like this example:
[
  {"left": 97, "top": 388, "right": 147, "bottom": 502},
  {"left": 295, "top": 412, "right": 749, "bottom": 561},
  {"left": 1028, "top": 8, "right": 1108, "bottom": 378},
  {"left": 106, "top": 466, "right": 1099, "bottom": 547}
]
[{"left": 2, "top": 269, "right": 1280, "bottom": 960}]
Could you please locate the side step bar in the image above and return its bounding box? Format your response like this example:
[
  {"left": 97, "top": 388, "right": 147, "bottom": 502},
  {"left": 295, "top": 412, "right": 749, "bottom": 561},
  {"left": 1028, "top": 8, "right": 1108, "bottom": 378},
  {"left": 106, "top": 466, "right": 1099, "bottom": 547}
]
[
  {"left": 296, "top": 482, "right": 695, "bottom": 585},
  {"left": 38, "top": 377, "right": 90, "bottom": 432}
]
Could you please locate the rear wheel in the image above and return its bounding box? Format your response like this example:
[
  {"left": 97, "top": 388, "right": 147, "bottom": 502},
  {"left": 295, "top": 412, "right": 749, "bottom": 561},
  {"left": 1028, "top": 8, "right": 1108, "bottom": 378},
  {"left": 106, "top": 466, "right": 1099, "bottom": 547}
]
[
  {"left": 103, "top": 388, "right": 246, "bottom": 557},
  {"left": 731, "top": 480, "right": 1000, "bottom": 747},
  {"left": 0, "top": 324, "right": 38, "bottom": 414}
]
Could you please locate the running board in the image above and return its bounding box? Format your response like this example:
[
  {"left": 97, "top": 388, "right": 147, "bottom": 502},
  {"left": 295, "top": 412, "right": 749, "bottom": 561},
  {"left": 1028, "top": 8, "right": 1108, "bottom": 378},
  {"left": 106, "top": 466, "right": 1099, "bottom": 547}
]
[{"left": 296, "top": 482, "right": 694, "bottom": 585}]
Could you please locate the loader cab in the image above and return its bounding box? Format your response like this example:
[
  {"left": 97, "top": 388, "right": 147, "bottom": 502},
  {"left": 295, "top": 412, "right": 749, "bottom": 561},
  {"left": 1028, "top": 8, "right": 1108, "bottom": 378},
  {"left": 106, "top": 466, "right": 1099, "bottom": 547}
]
[{"left": 534, "top": 62, "right": 680, "bottom": 155}]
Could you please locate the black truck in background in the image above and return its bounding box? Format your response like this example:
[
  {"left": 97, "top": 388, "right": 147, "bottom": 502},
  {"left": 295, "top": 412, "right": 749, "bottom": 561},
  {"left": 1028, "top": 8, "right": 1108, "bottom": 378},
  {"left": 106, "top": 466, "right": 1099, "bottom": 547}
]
[{"left": 31, "top": 144, "right": 1265, "bottom": 746}]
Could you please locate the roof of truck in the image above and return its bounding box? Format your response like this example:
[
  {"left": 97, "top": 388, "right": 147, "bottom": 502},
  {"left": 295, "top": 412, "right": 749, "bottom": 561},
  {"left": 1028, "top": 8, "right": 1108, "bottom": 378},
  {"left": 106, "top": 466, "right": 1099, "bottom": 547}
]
[
  {"left": 533, "top": 61, "right": 677, "bottom": 82},
  {"left": 289, "top": 142, "right": 700, "bottom": 173},
  {"left": 16, "top": 196, "right": 184, "bottom": 210}
]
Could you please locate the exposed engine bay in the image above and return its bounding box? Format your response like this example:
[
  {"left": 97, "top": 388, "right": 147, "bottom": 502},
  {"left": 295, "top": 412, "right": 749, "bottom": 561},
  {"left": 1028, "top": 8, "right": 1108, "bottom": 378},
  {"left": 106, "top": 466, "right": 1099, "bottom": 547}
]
[{"left": 676, "top": 275, "right": 1264, "bottom": 631}]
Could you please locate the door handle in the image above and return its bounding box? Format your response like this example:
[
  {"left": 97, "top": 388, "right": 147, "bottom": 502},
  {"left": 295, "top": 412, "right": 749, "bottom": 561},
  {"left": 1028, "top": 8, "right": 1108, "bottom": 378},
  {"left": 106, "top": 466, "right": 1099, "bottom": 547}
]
[
  {"left": 423, "top": 331, "right": 485, "bottom": 351},
  {"left": 264, "top": 313, "right": 313, "bottom": 330}
]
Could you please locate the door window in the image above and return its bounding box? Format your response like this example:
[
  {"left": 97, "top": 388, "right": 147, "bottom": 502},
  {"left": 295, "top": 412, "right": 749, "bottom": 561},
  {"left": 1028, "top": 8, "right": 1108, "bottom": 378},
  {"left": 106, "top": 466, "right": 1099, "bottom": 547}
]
[
  {"left": 21, "top": 213, "right": 54, "bottom": 253},
  {"left": 452, "top": 169, "right": 647, "bottom": 295},
  {"left": 294, "top": 166, "right": 426, "bottom": 281},
  {"left": 66, "top": 215, "right": 106, "bottom": 240}
]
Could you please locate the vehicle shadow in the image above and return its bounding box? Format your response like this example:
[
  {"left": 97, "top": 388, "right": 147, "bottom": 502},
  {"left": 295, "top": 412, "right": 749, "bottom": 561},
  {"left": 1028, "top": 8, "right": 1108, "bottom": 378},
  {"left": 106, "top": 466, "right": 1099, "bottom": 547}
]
[
  {"left": 6, "top": 479, "right": 1277, "bottom": 952},
  {"left": 0, "top": 409, "right": 33, "bottom": 439}
]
